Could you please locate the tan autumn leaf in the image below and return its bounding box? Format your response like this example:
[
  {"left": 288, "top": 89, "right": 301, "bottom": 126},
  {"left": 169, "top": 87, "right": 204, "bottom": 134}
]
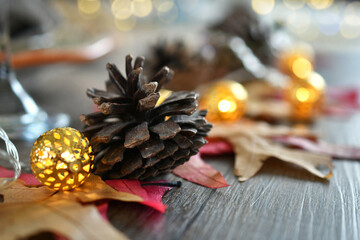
[
  {"left": 210, "top": 121, "right": 333, "bottom": 181},
  {"left": 0, "top": 180, "right": 55, "bottom": 204},
  {"left": 0, "top": 174, "right": 144, "bottom": 240},
  {"left": 210, "top": 120, "right": 314, "bottom": 139},
  {"left": 247, "top": 100, "right": 291, "bottom": 120},
  {"left": 1, "top": 174, "right": 143, "bottom": 204},
  {"left": 51, "top": 174, "right": 143, "bottom": 203},
  {"left": 0, "top": 200, "right": 128, "bottom": 240}
]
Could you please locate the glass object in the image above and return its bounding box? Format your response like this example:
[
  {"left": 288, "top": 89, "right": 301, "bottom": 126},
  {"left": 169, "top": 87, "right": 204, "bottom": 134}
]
[
  {"left": 0, "top": 0, "right": 70, "bottom": 140},
  {"left": 0, "top": 127, "right": 21, "bottom": 191}
]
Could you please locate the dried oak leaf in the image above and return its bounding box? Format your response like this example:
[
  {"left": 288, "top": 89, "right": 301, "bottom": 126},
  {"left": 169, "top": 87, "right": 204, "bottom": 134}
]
[
  {"left": 0, "top": 200, "right": 127, "bottom": 240},
  {"left": 0, "top": 172, "right": 163, "bottom": 240},
  {"left": 209, "top": 121, "right": 333, "bottom": 181},
  {"left": 272, "top": 136, "right": 360, "bottom": 160}
]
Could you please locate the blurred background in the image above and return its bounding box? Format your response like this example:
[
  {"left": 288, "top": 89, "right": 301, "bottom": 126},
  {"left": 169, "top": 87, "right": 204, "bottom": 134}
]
[
  {"left": 0, "top": 0, "right": 359, "bottom": 168},
  {"left": 9, "top": 0, "right": 360, "bottom": 82},
  {"left": 4, "top": 0, "right": 360, "bottom": 127}
]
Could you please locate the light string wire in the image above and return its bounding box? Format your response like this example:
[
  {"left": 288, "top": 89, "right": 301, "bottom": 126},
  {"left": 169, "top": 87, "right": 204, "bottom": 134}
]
[{"left": 0, "top": 128, "right": 21, "bottom": 191}]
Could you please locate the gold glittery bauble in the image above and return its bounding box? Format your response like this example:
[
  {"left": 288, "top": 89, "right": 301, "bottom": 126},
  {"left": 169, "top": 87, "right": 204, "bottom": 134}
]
[
  {"left": 30, "top": 127, "right": 94, "bottom": 191},
  {"left": 286, "top": 72, "right": 326, "bottom": 120},
  {"left": 199, "top": 80, "right": 248, "bottom": 123}
]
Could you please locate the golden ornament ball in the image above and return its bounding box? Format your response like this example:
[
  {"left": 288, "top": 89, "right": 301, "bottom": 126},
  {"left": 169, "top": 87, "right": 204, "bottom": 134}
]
[
  {"left": 199, "top": 80, "right": 248, "bottom": 123},
  {"left": 30, "top": 127, "right": 94, "bottom": 191},
  {"left": 286, "top": 72, "right": 326, "bottom": 120}
]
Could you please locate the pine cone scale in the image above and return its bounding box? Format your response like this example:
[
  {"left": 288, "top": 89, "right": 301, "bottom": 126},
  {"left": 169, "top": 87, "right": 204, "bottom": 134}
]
[
  {"left": 149, "top": 119, "right": 181, "bottom": 140},
  {"left": 138, "top": 137, "right": 165, "bottom": 158},
  {"left": 91, "top": 121, "right": 135, "bottom": 143},
  {"left": 124, "top": 122, "right": 150, "bottom": 148}
]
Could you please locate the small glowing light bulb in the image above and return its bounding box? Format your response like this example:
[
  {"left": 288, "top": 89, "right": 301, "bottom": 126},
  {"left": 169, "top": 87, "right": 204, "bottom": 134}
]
[
  {"left": 199, "top": 80, "right": 248, "bottom": 123},
  {"left": 30, "top": 127, "right": 94, "bottom": 191},
  {"left": 286, "top": 72, "right": 326, "bottom": 120}
]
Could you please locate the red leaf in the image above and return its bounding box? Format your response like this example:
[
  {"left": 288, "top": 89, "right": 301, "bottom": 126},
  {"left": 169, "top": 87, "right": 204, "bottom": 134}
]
[
  {"left": 327, "top": 87, "right": 360, "bottom": 108},
  {"left": 106, "top": 179, "right": 171, "bottom": 213},
  {"left": 324, "top": 87, "right": 360, "bottom": 116},
  {"left": 272, "top": 136, "right": 360, "bottom": 160},
  {"left": 0, "top": 166, "right": 41, "bottom": 186},
  {"left": 200, "top": 138, "right": 234, "bottom": 156},
  {"left": 96, "top": 201, "right": 110, "bottom": 221},
  {"left": 173, "top": 154, "right": 229, "bottom": 189}
]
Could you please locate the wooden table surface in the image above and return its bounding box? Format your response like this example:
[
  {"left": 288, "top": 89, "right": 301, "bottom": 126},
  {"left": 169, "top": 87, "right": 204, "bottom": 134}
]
[{"left": 13, "top": 32, "right": 360, "bottom": 240}]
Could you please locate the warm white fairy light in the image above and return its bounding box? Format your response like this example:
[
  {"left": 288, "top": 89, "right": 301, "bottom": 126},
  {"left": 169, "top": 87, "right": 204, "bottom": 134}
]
[
  {"left": 308, "top": 0, "right": 334, "bottom": 10},
  {"left": 252, "top": 0, "right": 275, "bottom": 15},
  {"left": 132, "top": 0, "right": 153, "bottom": 18},
  {"left": 111, "top": 0, "right": 132, "bottom": 20},
  {"left": 114, "top": 15, "right": 137, "bottom": 31},
  {"left": 283, "top": 0, "right": 305, "bottom": 10},
  {"left": 77, "top": 0, "right": 101, "bottom": 16}
]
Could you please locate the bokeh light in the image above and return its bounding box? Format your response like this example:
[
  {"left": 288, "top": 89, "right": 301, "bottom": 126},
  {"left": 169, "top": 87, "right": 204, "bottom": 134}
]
[
  {"left": 287, "top": 10, "right": 311, "bottom": 34},
  {"left": 283, "top": 0, "right": 305, "bottom": 10},
  {"left": 157, "top": 2, "right": 178, "bottom": 24},
  {"left": 344, "top": 2, "right": 360, "bottom": 22},
  {"left": 307, "top": 72, "right": 326, "bottom": 91},
  {"left": 251, "top": 0, "right": 275, "bottom": 15},
  {"left": 218, "top": 100, "right": 232, "bottom": 113},
  {"left": 340, "top": 2, "right": 360, "bottom": 39},
  {"left": 292, "top": 57, "right": 313, "bottom": 79},
  {"left": 111, "top": 0, "right": 133, "bottom": 20},
  {"left": 77, "top": 0, "right": 101, "bottom": 15},
  {"left": 153, "top": 0, "right": 174, "bottom": 11},
  {"left": 132, "top": 0, "right": 153, "bottom": 18},
  {"left": 114, "top": 15, "right": 137, "bottom": 31},
  {"left": 308, "top": 0, "right": 334, "bottom": 10},
  {"left": 296, "top": 88, "right": 310, "bottom": 102},
  {"left": 340, "top": 20, "right": 360, "bottom": 39}
]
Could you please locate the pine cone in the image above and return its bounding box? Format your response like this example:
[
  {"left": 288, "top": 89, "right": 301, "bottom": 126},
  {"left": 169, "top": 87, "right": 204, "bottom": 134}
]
[
  {"left": 210, "top": 5, "right": 273, "bottom": 65},
  {"left": 146, "top": 40, "right": 214, "bottom": 91},
  {"left": 80, "top": 55, "right": 212, "bottom": 180}
]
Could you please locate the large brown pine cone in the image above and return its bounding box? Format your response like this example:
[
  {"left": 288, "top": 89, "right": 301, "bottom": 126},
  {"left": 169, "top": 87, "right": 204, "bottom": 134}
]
[{"left": 80, "top": 55, "right": 212, "bottom": 180}]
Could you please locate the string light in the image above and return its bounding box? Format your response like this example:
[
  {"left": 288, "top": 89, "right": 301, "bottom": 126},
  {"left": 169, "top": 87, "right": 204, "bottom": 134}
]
[
  {"left": 292, "top": 57, "right": 313, "bottom": 80},
  {"left": 278, "top": 43, "right": 315, "bottom": 80},
  {"left": 199, "top": 80, "right": 248, "bottom": 123},
  {"left": 30, "top": 128, "right": 94, "bottom": 191},
  {"left": 286, "top": 72, "right": 326, "bottom": 120}
]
